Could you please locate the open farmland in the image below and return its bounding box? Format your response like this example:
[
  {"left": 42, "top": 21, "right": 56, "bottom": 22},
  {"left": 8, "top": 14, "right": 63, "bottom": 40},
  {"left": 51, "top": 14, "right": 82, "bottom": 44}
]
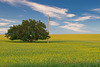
[{"left": 0, "top": 34, "right": 100, "bottom": 67}]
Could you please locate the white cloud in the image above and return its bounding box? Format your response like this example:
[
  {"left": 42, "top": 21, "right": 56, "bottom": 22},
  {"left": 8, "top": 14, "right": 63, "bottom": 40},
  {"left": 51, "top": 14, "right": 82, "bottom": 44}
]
[
  {"left": 95, "top": 16, "right": 100, "bottom": 19},
  {"left": 9, "top": 25, "right": 14, "bottom": 27},
  {"left": 0, "top": 18, "right": 17, "bottom": 23},
  {"left": 0, "top": 0, "right": 75, "bottom": 18},
  {"left": 72, "top": 15, "right": 100, "bottom": 21},
  {"left": 66, "top": 14, "right": 76, "bottom": 17},
  {"left": 83, "top": 14, "right": 100, "bottom": 19},
  {"left": 91, "top": 16, "right": 100, "bottom": 19},
  {"left": 91, "top": 8, "right": 100, "bottom": 13},
  {"left": 0, "top": 23, "right": 9, "bottom": 26},
  {"left": 0, "top": 28, "right": 9, "bottom": 34},
  {"left": 63, "top": 22, "right": 71, "bottom": 24},
  {"left": 50, "top": 21, "right": 60, "bottom": 26},
  {"left": 73, "top": 16, "right": 91, "bottom": 21},
  {"left": 0, "top": 0, "right": 25, "bottom": 5},
  {"left": 60, "top": 22, "right": 90, "bottom": 32}
]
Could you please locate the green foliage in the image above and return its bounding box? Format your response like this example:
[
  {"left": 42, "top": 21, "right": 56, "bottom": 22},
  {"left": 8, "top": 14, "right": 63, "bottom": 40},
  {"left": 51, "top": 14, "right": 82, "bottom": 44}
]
[{"left": 5, "top": 19, "right": 50, "bottom": 42}]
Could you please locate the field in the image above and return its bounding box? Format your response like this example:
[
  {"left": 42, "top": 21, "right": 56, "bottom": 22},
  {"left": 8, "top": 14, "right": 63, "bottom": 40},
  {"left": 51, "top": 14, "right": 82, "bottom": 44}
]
[{"left": 0, "top": 34, "right": 100, "bottom": 67}]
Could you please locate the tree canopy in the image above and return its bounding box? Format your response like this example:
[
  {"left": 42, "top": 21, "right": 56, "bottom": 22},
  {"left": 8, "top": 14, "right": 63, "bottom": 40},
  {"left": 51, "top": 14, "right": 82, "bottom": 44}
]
[{"left": 5, "top": 19, "right": 50, "bottom": 42}]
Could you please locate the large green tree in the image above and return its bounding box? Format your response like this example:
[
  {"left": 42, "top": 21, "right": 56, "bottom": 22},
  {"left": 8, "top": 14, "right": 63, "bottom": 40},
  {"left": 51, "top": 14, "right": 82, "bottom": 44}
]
[{"left": 5, "top": 19, "right": 50, "bottom": 42}]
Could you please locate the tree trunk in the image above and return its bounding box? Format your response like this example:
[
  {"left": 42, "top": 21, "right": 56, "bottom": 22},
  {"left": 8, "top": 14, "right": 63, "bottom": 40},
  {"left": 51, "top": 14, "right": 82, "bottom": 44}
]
[{"left": 28, "top": 39, "right": 33, "bottom": 43}]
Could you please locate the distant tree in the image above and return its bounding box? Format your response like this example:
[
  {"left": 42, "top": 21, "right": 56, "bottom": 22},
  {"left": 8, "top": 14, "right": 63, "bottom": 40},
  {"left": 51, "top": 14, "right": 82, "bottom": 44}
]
[{"left": 5, "top": 19, "right": 50, "bottom": 42}]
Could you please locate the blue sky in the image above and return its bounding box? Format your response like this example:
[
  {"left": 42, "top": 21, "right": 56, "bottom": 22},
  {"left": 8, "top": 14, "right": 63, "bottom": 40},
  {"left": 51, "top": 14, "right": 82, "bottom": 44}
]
[{"left": 0, "top": 0, "right": 100, "bottom": 34}]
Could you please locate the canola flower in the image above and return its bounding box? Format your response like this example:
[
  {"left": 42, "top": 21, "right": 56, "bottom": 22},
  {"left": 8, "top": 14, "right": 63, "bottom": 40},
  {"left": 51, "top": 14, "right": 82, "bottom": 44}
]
[{"left": 0, "top": 34, "right": 100, "bottom": 67}]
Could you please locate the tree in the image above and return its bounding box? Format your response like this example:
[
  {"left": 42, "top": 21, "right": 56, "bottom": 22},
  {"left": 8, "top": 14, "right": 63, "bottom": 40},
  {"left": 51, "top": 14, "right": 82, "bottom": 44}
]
[{"left": 5, "top": 19, "right": 50, "bottom": 42}]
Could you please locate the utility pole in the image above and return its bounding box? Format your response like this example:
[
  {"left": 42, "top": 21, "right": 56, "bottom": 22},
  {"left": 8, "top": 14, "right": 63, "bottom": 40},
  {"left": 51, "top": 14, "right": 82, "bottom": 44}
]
[{"left": 47, "top": 15, "right": 49, "bottom": 43}]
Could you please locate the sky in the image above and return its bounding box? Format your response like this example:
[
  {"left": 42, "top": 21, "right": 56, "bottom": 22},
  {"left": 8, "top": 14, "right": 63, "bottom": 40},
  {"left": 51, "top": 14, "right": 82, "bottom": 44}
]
[{"left": 0, "top": 0, "right": 100, "bottom": 34}]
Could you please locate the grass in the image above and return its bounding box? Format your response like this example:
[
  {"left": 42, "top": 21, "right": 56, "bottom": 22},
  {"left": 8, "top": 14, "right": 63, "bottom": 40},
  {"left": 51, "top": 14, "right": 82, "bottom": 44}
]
[{"left": 0, "top": 34, "right": 100, "bottom": 67}]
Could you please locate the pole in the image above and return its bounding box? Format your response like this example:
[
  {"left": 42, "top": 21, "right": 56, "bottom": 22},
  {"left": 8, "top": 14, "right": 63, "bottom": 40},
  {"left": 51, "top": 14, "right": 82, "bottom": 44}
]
[{"left": 47, "top": 15, "right": 49, "bottom": 43}]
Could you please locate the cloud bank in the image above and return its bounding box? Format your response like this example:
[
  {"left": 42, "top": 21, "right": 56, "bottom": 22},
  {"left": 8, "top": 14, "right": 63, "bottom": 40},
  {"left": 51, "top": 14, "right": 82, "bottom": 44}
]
[
  {"left": 0, "top": 0, "right": 75, "bottom": 18},
  {"left": 60, "top": 22, "right": 90, "bottom": 32},
  {"left": 92, "top": 8, "right": 100, "bottom": 13},
  {"left": 50, "top": 21, "right": 60, "bottom": 26},
  {"left": 72, "top": 15, "right": 100, "bottom": 21},
  {"left": 0, "top": 23, "right": 9, "bottom": 26},
  {"left": 0, "top": 18, "right": 17, "bottom": 23},
  {"left": 0, "top": 28, "right": 9, "bottom": 34}
]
